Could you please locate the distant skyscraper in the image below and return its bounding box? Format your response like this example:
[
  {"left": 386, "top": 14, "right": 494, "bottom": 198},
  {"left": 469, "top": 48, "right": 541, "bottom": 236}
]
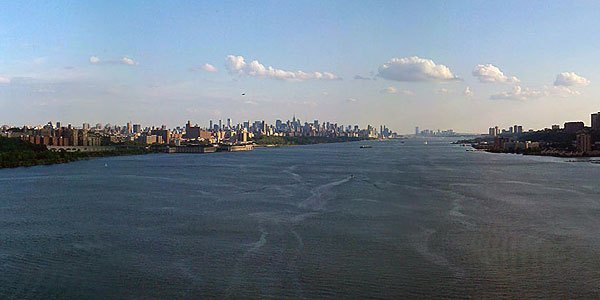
[
  {"left": 218, "top": 120, "right": 222, "bottom": 130},
  {"left": 83, "top": 123, "right": 90, "bottom": 130},
  {"left": 564, "top": 121, "right": 584, "bottom": 134},
  {"left": 592, "top": 112, "right": 600, "bottom": 130},
  {"left": 227, "top": 118, "right": 231, "bottom": 129},
  {"left": 127, "top": 122, "right": 132, "bottom": 134},
  {"left": 209, "top": 120, "right": 213, "bottom": 130},
  {"left": 415, "top": 126, "right": 420, "bottom": 135}
]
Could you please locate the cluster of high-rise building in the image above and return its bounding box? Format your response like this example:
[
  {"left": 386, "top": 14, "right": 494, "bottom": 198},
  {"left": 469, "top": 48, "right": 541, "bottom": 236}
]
[
  {"left": 485, "top": 111, "right": 600, "bottom": 154},
  {"left": 1, "top": 122, "right": 102, "bottom": 147},
  {"left": 487, "top": 125, "right": 524, "bottom": 137},
  {"left": 1, "top": 116, "right": 398, "bottom": 148},
  {"left": 414, "top": 127, "right": 457, "bottom": 137}
]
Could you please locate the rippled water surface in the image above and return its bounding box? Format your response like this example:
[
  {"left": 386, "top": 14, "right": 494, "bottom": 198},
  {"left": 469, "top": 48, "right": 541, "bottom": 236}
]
[{"left": 1, "top": 139, "right": 600, "bottom": 299}]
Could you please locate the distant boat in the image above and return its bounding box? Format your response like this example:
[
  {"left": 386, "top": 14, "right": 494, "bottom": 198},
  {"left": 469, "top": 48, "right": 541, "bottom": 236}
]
[
  {"left": 104, "top": 163, "right": 108, "bottom": 167},
  {"left": 360, "top": 145, "right": 372, "bottom": 148},
  {"left": 424, "top": 141, "right": 428, "bottom": 145}
]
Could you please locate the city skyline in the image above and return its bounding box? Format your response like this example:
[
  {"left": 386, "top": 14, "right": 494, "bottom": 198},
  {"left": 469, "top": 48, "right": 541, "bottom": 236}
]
[{"left": 2, "top": 1, "right": 600, "bottom": 133}]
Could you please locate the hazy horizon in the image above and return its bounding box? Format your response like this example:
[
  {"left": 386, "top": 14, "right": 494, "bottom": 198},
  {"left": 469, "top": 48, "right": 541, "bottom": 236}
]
[{"left": 2, "top": 1, "right": 600, "bottom": 134}]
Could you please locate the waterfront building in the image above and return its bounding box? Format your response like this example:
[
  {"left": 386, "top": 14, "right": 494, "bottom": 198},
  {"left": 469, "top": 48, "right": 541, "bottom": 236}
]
[
  {"left": 564, "top": 121, "right": 585, "bottom": 134},
  {"left": 592, "top": 112, "right": 600, "bottom": 130},
  {"left": 151, "top": 129, "right": 170, "bottom": 144},
  {"left": 577, "top": 132, "right": 592, "bottom": 153}
]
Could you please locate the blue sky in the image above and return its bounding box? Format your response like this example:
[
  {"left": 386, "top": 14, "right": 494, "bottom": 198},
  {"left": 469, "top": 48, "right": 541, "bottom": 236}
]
[{"left": 1, "top": 1, "right": 599, "bottom": 133}]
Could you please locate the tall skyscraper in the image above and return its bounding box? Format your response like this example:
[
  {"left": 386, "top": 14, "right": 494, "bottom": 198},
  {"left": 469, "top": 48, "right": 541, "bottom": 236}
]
[
  {"left": 209, "top": 120, "right": 213, "bottom": 130},
  {"left": 218, "top": 120, "right": 222, "bottom": 130},
  {"left": 227, "top": 118, "right": 231, "bottom": 129},
  {"left": 415, "top": 126, "right": 420, "bottom": 135},
  {"left": 592, "top": 112, "right": 600, "bottom": 130}
]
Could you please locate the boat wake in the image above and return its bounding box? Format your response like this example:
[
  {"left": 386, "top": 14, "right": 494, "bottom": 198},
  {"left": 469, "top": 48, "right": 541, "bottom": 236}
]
[{"left": 297, "top": 175, "right": 353, "bottom": 211}]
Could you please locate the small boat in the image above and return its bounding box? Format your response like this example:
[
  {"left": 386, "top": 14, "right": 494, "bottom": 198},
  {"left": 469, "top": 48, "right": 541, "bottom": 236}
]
[
  {"left": 424, "top": 141, "right": 428, "bottom": 145},
  {"left": 360, "top": 145, "right": 372, "bottom": 148}
]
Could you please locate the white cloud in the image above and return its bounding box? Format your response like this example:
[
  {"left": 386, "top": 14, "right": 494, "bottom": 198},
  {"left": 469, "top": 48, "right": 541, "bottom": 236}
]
[
  {"left": 381, "top": 86, "right": 415, "bottom": 96},
  {"left": 89, "top": 56, "right": 137, "bottom": 66},
  {"left": 436, "top": 88, "right": 452, "bottom": 95},
  {"left": 490, "top": 86, "right": 546, "bottom": 101},
  {"left": 202, "top": 63, "right": 218, "bottom": 73},
  {"left": 225, "top": 55, "right": 339, "bottom": 81},
  {"left": 472, "top": 64, "right": 519, "bottom": 83},
  {"left": 0, "top": 76, "right": 10, "bottom": 84},
  {"left": 464, "top": 86, "right": 473, "bottom": 97},
  {"left": 347, "top": 98, "right": 358, "bottom": 102},
  {"left": 547, "top": 86, "right": 581, "bottom": 97},
  {"left": 491, "top": 85, "right": 583, "bottom": 101},
  {"left": 382, "top": 86, "right": 398, "bottom": 94},
  {"left": 554, "top": 72, "right": 590, "bottom": 86},
  {"left": 121, "top": 57, "right": 137, "bottom": 65},
  {"left": 377, "top": 56, "right": 459, "bottom": 81}
]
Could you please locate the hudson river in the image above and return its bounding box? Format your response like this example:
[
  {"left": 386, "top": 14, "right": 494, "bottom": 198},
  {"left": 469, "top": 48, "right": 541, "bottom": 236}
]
[{"left": 1, "top": 139, "right": 600, "bottom": 298}]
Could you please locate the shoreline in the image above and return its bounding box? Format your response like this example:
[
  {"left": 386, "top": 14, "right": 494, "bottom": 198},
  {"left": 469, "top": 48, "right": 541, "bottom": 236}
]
[
  {"left": 476, "top": 148, "right": 600, "bottom": 163},
  {"left": 1, "top": 138, "right": 374, "bottom": 169}
]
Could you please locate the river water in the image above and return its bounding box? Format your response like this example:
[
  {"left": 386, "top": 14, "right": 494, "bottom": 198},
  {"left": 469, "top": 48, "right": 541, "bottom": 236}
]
[{"left": 1, "top": 138, "right": 600, "bottom": 299}]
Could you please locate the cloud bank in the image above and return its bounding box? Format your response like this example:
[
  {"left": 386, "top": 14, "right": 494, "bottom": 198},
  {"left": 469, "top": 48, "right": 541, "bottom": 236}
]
[
  {"left": 89, "top": 56, "right": 138, "bottom": 66},
  {"left": 381, "top": 86, "right": 415, "bottom": 95},
  {"left": 377, "top": 56, "right": 459, "bottom": 82},
  {"left": 490, "top": 86, "right": 545, "bottom": 101},
  {"left": 225, "top": 55, "right": 339, "bottom": 81},
  {"left": 491, "top": 85, "right": 580, "bottom": 100},
  {"left": 554, "top": 72, "right": 590, "bottom": 86},
  {"left": 0, "top": 76, "right": 10, "bottom": 84},
  {"left": 472, "top": 64, "right": 519, "bottom": 83}
]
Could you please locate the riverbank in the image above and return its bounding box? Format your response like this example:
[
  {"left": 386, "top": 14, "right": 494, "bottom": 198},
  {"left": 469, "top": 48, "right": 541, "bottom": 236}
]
[
  {"left": 479, "top": 148, "right": 600, "bottom": 158},
  {"left": 254, "top": 135, "right": 371, "bottom": 146},
  {"left": 0, "top": 137, "right": 152, "bottom": 169},
  {"left": 1, "top": 136, "right": 373, "bottom": 169}
]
